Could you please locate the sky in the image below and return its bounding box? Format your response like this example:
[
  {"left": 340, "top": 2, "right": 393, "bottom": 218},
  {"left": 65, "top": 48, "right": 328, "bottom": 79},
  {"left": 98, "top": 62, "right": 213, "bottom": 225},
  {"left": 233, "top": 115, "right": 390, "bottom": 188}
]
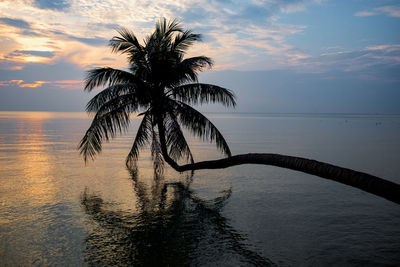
[{"left": 0, "top": 0, "right": 399, "bottom": 113}]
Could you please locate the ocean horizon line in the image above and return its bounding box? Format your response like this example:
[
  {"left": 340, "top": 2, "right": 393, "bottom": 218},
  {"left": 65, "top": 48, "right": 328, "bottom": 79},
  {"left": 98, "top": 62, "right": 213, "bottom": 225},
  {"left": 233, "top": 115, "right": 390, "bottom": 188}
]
[{"left": 1, "top": 110, "right": 400, "bottom": 117}]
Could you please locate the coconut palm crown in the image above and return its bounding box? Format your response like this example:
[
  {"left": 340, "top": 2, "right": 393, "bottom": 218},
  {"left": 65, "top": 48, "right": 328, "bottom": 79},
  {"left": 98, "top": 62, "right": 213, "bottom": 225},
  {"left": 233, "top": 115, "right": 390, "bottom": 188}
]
[{"left": 79, "top": 19, "right": 236, "bottom": 173}]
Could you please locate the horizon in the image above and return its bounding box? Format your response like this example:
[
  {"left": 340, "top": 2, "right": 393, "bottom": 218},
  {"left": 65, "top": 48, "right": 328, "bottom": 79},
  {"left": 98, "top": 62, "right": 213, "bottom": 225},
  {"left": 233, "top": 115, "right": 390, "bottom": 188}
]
[{"left": 2, "top": 110, "right": 400, "bottom": 116}]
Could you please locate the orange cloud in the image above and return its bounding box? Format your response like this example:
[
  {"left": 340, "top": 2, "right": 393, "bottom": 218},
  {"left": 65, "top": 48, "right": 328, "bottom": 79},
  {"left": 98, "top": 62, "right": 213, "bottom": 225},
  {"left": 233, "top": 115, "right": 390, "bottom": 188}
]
[
  {"left": 0, "top": 80, "right": 48, "bottom": 88},
  {"left": 0, "top": 79, "right": 83, "bottom": 90},
  {"left": 19, "top": 81, "right": 49, "bottom": 88},
  {"left": 0, "top": 80, "right": 24, "bottom": 86},
  {"left": 9, "top": 66, "right": 23, "bottom": 70},
  {"left": 10, "top": 80, "right": 24, "bottom": 85},
  {"left": 51, "top": 80, "right": 83, "bottom": 90}
]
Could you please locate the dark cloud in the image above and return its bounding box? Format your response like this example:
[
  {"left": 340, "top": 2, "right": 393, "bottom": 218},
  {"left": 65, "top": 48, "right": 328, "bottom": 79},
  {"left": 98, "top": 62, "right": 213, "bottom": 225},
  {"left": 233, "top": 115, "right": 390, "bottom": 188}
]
[
  {"left": 12, "top": 50, "right": 55, "bottom": 58},
  {"left": 0, "top": 84, "right": 90, "bottom": 111},
  {"left": 50, "top": 30, "right": 108, "bottom": 46},
  {"left": 33, "top": 0, "right": 70, "bottom": 11},
  {"left": 50, "top": 30, "right": 65, "bottom": 35},
  {"left": 214, "top": 0, "right": 232, "bottom": 3},
  {"left": 88, "top": 23, "right": 120, "bottom": 31},
  {"left": 101, "top": 57, "right": 115, "bottom": 61},
  {"left": 0, "top": 59, "right": 23, "bottom": 71},
  {"left": 0, "top": 59, "right": 85, "bottom": 81},
  {"left": 68, "top": 36, "right": 108, "bottom": 46},
  {"left": 103, "top": 23, "right": 120, "bottom": 29},
  {"left": 0, "top": 17, "right": 30, "bottom": 29},
  {"left": 20, "top": 30, "right": 41, "bottom": 37}
]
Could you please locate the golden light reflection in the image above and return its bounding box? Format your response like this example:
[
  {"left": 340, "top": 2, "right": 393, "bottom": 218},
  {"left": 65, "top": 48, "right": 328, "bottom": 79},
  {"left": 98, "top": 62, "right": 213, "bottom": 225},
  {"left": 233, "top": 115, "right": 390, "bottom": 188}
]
[
  {"left": 0, "top": 111, "right": 89, "bottom": 120},
  {"left": 15, "top": 113, "right": 56, "bottom": 206}
]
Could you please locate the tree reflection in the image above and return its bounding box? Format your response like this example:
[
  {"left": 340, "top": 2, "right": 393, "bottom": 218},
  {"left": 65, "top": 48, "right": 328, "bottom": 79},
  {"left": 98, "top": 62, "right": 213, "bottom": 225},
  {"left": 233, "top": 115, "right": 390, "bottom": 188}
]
[{"left": 81, "top": 172, "right": 273, "bottom": 266}]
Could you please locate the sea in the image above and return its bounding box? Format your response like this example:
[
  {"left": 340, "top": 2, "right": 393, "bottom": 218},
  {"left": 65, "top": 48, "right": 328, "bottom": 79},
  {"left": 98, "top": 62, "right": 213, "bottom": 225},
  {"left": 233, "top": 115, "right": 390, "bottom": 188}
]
[{"left": 0, "top": 111, "right": 399, "bottom": 266}]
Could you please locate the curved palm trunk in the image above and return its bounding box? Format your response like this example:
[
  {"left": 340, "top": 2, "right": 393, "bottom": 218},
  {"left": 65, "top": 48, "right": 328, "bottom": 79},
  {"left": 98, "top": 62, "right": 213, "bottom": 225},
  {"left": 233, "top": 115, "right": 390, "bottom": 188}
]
[{"left": 157, "top": 120, "right": 400, "bottom": 205}]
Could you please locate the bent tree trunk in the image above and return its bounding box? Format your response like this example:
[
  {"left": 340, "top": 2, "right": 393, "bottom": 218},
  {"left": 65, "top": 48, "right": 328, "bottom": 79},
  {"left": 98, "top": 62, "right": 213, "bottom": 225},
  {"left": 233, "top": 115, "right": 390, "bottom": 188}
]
[{"left": 156, "top": 120, "right": 400, "bottom": 205}]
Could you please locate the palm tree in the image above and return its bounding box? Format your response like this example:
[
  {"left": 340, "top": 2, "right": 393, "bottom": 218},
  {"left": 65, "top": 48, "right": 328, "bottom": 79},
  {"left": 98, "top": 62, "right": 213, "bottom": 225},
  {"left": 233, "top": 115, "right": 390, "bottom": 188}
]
[
  {"left": 79, "top": 19, "right": 400, "bottom": 205},
  {"left": 79, "top": 19, "right": 234, "bottom": 175}
]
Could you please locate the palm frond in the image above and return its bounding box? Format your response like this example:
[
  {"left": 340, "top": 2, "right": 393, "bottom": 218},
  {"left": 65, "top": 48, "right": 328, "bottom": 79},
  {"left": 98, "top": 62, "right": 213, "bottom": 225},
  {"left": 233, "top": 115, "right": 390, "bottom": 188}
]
[
  {"left": 172, "top": 30, "right": 201, "bottom": 53},
  {"left": 145, "top": 19, "right": 184, "bottom": 61},
  {"left": 79, "top": 108, "right": 131, "bottom": 163},
  {"left": 125, "top": 113, "right": 152, "bottom": 169},
  {"left": 174, "top": 56, "right": 213, "bottom": 84},
  {"left": 85, "top": 83, "right": 138, "bottom": 112},
  {"left": 97, "top": 93, "right": 142, "bottom": 116},
  {"left": 156, "top": 18, "right": 183, "bottom": 40},
  {"left": 180, "top": 56, "right": 213, "bottom": 72},
  {"left": 173, "top": 101, "right": 232, "bottom": 157},
  {"left": 109, "top": 28, "right": 144, "bottom": 57},
  {"left": 84, "top": 68, "right": 136, "bottom": 91},
  {"left": 81, "top": 20, "right": 234, "bottom": 169},
  {"left": 164, "top": 114, "right": 194, "bottom": 164},
  {"left": 172, "top": 83, "right": 236, "bottom": 107}
]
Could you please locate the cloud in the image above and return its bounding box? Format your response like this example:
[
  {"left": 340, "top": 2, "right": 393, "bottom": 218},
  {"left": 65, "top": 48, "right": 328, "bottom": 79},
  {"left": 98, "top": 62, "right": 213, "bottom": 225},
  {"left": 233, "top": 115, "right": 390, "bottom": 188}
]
[
  {"left": 9, "top": 66, "right": 23, "bottom": 70},
  {"left": 33, "top": 0, "right": 71, "bottom": 11},
  {"left": 101, "top": 57, "right": 115, "bottom": 61},
  {"left": 20, "top": 30, "right": 42, "bottom": 37},
  {"left": 2, "top": 50, "right": 55, "bottom": 64},
  {"left": 354, "top": 11, "right": 376, "bottom": 17},
  {"left": 375, "top": 6, "right": 400, "bottom": 18},
  {"left": 0, "top": 0, "right": 323, "bottom": 70},
  {"left": 51, "top": 80, "right": 83, "bottom": 90},
  {"left": 0, "top": 80, "right": 23, "bottom": 86},
  {"left": 295, "top": 44, "right": 400, "bottom": 82},
  {"left": 0, "top": 59, "right": 24, "bottom": 71},
  {"left": 87, "top": 22, "right": 120, "bottom": 31},
  {"left": 0, "top": 59, "right": 85, "bottom": 81},
  {"left": 355, "top": 5, "right": 400, "bottom": 18},
  {"left": 19, "top": 81, "right": 49, "bottom": 87},
  {"left": 13, "top": 50, "right": 55, "bottom": 58},
  {"left": 0, "top": 17, "right": 30, "bottom": 29},
  {"left": 68, "top": 36, "right": 108, "bottom": 46},
  {"left": 50, "top": 30, "right": 108, "bottom": 46},
  {"left": 0, "top": 79, "right": 82, "bottom": 89},
  {"left": 0, "top": 80, "right": 48, "bottom": 88}
]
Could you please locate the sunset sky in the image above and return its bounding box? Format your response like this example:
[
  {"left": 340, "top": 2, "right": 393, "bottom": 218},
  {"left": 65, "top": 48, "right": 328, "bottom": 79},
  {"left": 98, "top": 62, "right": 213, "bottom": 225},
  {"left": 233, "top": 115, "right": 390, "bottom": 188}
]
[{"left": 0, "top": 0, "right": 399, "bottom": 113}]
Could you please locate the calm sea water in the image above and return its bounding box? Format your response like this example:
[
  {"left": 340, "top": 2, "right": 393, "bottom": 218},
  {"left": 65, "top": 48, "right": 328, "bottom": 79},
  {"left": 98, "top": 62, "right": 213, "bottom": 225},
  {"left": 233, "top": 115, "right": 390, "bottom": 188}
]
[{"left": 0, "top": 111, "right": 399, "bottom": 266}]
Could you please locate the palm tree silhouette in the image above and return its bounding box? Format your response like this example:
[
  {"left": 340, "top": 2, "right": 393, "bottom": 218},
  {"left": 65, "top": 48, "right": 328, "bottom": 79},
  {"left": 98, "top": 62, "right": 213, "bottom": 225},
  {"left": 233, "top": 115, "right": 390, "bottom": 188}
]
[
  {"left": 79, "top": 19, "right": 400, "bottom": 204},
  {"left": 79, "top": 18, "right": 234, "bottom": 175}
]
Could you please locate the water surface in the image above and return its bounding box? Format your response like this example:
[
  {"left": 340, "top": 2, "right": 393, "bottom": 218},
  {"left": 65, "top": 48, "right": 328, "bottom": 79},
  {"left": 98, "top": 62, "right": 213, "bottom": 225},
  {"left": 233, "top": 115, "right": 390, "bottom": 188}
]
[{"left": 0, "top": 112, "right": 399, "bottom": 266}]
